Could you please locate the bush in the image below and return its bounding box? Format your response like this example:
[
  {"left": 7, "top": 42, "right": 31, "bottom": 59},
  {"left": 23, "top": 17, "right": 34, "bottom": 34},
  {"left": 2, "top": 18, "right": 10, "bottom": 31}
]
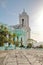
[
  {"left": 15, "top": 41, "right": 19, "bottom": 47},
  {"left": 27, "top": 43, "right": 32, "bottom": 48},
  {"left": 39, "top": 45, "right": 43, "bottom": 48},
  {"left": 20, "top": 45, "right": 25, "bottom": 48}
]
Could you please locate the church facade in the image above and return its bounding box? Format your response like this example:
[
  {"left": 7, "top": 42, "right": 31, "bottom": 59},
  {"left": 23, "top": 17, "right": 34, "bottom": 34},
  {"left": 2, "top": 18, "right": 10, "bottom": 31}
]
[{"left": 11, "top": 10, "right": 31, "bottom": 45}]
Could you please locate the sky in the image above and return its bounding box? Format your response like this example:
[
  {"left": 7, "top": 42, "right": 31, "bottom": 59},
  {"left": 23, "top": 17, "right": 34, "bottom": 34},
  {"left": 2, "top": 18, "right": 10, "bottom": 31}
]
[{"left": 0, "top": 0, "right": 43, "bottom": 42}]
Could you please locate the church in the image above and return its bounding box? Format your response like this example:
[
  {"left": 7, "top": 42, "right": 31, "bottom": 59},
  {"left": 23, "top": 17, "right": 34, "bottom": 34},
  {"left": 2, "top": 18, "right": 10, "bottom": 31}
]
[{"left": 10, "top": 10, "right": 31, "bottom": 45}]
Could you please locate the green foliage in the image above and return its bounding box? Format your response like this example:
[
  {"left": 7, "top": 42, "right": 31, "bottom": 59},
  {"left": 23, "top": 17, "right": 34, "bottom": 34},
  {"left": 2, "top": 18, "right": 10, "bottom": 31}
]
[
  {"left": 20, "top": 45, "right": 25, "bottom": 48},
  {"left": 0, "top": 25, "right": 8, "bottom": 46},
  {"left": 12, "top": 33, "right": 17, "bottom": 45},
  {"left": 15, "top": 41, "right": 19, "bottom": 47},
  {"left": 0, "top": 24, "right": 17, "bottom": 46},
  {"left": 0, "top": 24, "right": 25, "bottom": 47},
  {"left": 39, "top": 45, "right": 43, "bottom": 48},
  {"left": 27, "top": 43, "right": 32, "bottom": 48},
  {"left": 35, "top": 45, "right": 43, "bottom": 48}
]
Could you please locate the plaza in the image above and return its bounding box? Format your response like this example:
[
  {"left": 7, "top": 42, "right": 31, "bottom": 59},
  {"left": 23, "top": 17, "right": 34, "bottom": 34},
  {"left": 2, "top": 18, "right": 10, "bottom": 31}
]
[{"left": 0, "top": 49, "right": 43, "bottom": 65}]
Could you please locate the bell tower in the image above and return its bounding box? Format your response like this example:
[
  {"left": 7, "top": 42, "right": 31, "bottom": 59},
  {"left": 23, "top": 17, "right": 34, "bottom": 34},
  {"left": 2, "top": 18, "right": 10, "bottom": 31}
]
[
  {"left": 19, "top": 9, "right": 30, "bottom": 41},
  {"left": 19, "top": 9, "right": 29, "bottom": 29}
]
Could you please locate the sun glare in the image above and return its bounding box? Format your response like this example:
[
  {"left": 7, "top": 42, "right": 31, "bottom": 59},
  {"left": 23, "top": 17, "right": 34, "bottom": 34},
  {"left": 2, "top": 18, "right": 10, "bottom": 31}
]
[{"left": 37, "top": 10, "right": 43, "bottom": 31}]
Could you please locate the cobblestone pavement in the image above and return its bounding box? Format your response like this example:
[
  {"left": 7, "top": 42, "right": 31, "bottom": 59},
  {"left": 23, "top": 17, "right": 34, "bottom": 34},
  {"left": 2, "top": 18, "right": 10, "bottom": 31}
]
[{"left": 0, "top": 49, "right": 43, "bottom": 65}]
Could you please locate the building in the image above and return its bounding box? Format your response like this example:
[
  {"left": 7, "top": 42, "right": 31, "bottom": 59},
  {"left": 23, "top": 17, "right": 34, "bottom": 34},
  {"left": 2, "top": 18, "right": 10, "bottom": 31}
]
[{"left": 11, "top": 10, "right": 31, "bottom": 45}]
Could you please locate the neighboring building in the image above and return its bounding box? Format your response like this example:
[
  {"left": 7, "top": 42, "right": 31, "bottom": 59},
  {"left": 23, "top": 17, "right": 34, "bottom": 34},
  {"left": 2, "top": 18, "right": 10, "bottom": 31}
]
[{"left": 10, "top": 10, "right": 31, "bottom": 45}]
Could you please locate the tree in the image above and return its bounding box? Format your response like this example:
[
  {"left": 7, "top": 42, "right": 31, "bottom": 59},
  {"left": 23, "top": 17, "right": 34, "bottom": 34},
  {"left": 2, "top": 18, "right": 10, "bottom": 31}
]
[
  {"left": 4, "top": 26, "right": 8, "bottom": 43},
  {"left": 27, "top": 39, "right": 37, "bottom": 44},
  {"left": 0, "top": 35, "right": 4, "bottom": 46},
  {"left": 0, "top": 25, "right": 8, "bottom": 46}
]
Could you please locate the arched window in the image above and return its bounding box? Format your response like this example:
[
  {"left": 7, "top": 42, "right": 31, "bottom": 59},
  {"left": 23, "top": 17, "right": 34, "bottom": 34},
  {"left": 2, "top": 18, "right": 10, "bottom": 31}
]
[{"left": 22, "top": 19, "right": 24, "bottom": 27}]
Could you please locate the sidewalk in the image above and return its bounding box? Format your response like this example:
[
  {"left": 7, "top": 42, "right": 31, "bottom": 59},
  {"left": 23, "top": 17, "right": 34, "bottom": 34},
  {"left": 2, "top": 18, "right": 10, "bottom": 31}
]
[{"left": 0, "top": 49, "right": 43, "bottom": 65}]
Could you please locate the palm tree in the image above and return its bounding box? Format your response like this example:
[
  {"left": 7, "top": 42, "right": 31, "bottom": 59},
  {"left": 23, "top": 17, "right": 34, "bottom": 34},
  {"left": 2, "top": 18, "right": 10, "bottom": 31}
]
[
  {"left": 21, "top": 37, "right": 23, "bottom": 46},
  {"left": 12, "top": 33, "right": 16, "bottom": 45},
  {"left": 8, "top": 33, "right": 11, "bottom": 46},
  {"left": 27, "top": 39, "right": 37, "bottom": 44},
  {"left": 20, "top": 37, "right": 24, "bottom": 48}
]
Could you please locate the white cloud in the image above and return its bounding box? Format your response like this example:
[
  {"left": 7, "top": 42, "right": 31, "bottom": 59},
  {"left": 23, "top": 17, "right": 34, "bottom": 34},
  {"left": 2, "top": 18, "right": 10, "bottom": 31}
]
[{"left": 0, "top": 0, "right": 7, "bottom": 8}]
